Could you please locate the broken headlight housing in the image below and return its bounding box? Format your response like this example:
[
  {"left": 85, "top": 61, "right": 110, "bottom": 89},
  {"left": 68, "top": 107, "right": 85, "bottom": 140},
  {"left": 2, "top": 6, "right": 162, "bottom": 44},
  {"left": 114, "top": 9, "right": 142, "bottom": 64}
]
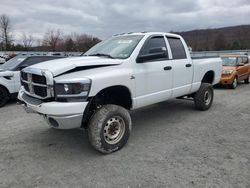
[{"left": 54, "top": 78, "right": 91, "bottom": 101}]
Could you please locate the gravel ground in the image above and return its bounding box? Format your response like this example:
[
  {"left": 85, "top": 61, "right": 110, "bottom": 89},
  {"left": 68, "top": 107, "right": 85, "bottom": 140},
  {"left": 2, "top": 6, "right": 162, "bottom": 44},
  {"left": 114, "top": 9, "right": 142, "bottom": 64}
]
[{"left": 0, "top": 84, "right": 250, "bottom": 188}]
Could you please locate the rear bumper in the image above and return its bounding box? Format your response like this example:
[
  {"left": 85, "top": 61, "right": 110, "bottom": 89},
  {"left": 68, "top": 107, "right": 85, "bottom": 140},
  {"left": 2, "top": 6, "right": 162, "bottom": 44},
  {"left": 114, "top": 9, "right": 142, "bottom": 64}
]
[{"left": 18, "top": 90, "right": 88, "bottom": 129}]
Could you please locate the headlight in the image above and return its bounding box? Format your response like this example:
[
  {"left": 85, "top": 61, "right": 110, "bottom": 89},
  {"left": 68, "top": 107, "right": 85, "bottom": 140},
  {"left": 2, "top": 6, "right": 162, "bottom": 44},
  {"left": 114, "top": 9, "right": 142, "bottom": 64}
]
[
  {"left": 222, "top": 70, "right": 234, "bottom": 75},
  {"left": 54, "top": 78, "right": 91, "bottom": 99}
]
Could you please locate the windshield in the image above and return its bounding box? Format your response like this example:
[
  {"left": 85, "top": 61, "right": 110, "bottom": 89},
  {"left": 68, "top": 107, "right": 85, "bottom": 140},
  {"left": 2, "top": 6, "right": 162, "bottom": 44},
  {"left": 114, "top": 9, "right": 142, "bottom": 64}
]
[
  {"left": 84, "top": 35, "right": 144, "bottom": 59},
  {"left": 221, "top": 57, "right": 237, "bottom": 66},
  {"left": 0, "top": 56, "right": 26, "bottom": 71}
]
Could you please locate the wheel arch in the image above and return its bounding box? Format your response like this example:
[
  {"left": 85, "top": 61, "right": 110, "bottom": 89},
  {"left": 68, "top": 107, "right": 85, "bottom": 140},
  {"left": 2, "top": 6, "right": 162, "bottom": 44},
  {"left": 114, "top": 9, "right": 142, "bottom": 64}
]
[
  {"left": 0, "top": 84, "right": 10, "bottom": 96},
  {"left": 201, "top": 70, "right": 215, "bottom": 84},
  {"left": 92, "top": 85, "right": 133, "bottom": 109},
  {"left": 82, "top": 85, "right": 133, "bottom": 128}
]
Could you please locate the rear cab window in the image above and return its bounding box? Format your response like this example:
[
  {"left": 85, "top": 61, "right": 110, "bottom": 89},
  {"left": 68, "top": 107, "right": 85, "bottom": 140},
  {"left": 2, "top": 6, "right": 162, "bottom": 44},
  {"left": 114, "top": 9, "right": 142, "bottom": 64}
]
[{"left": 166, "top": 36, "right": 187, "bottom": 60}]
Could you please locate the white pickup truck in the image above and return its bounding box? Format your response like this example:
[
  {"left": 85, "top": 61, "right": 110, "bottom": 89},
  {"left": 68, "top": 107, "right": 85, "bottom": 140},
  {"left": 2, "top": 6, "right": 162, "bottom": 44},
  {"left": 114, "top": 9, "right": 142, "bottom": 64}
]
[{"left": 18, "top": 32, "right": 222, "bottom": 153}]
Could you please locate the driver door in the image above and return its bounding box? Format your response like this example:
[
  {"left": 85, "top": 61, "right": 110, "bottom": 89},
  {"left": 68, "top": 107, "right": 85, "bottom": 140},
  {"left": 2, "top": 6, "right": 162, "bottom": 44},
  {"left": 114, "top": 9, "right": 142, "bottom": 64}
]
[{"left": 133, "top": 35, "right": 173, "bottom": 108}]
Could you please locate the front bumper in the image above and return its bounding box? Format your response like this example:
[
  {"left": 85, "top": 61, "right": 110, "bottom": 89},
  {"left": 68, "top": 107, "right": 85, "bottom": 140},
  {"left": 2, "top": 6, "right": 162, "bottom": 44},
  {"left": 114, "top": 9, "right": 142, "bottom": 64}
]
[
  {"left": 220, "top": 74, "right": 235, "bottom": 85},
  {"left": 18, "top": 90, "right": 88, "bottom": 129}
]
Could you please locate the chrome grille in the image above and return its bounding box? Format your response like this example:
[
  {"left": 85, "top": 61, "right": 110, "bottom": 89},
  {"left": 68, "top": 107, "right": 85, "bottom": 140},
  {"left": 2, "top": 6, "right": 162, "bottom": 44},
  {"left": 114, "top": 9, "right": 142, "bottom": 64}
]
[
  {"left": 21, "top": 70, "right": 52, "bottom": 99},
  {"left": 32, "top": 74, "right": 46, "bottom": 84}
]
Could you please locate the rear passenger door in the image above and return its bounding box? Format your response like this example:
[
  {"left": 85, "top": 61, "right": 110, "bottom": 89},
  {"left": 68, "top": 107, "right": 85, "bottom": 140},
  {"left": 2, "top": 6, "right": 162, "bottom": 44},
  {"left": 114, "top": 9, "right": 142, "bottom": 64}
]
[{"left": 166, "top": 36, "right": 193, "bottom": 97}]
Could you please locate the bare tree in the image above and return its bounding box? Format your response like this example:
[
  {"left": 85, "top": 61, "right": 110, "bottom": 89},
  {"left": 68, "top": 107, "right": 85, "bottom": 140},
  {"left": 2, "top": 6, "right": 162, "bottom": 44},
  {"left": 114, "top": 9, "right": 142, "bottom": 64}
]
[
  {"left": 74, "top": 33, "right": 101, "bottom": 52},
  {"left": 22, "top": 33, "right": 34, "bottom": 50},
  {"left": 38, "top": 30, "right": 100, "bottom": 52},
  {"left": 0, "top": 14, "right": 13, "bottom": 50},
  {"left": 64, "top": 36, "right": 76, "bottom": 51},
  {"left": 42, "top": 29, "right": 62, "bottom": 51}
]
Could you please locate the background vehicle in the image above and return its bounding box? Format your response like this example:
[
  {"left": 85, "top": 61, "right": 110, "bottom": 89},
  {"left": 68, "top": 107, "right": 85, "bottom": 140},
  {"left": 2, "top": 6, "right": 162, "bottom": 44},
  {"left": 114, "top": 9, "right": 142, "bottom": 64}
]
[
  {"left": 0, "top": 55, "right": 65, "bottom": 107},
  {"left": 18, "top": 32, "right": 222, "bottom": 153},
  {"left": 220, "top": 54, "right": 250, "bottom": 89},
  {"left": 0, "top": 56, "right": 6, "bottom": 64}
]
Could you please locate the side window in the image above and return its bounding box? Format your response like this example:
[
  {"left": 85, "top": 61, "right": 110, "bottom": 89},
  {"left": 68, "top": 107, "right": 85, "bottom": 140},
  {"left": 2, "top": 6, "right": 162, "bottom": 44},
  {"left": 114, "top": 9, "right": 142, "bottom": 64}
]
[
  {"left": 167, "top": 37, "right": 187, "bottom": 59},
  {"left": 243, "top": 57, "right": 248, "bottom": 64},
  {"left": 140, "top": 36, "right": 168, "bottom": 59},
  {"left": 237, "top": 57, "right": 243, "bottom": 65}
]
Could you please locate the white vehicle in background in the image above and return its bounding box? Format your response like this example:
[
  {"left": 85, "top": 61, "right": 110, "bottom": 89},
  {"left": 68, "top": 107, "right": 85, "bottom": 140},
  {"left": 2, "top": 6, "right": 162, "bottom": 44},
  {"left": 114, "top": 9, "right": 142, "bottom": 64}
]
[
  {"left": 0, "top": 55, "right": 65, "bottom": 107},
  {"left": 0, "top": 56, "right": 6, "bottom": 64},
  {"left": 18, "top": 32, "right": 222, "bottom": 153}
]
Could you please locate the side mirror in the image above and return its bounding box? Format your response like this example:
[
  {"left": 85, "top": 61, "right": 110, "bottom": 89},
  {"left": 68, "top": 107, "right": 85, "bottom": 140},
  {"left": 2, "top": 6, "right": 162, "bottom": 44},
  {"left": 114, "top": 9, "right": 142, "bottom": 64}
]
[{"left": 137, "top": 47, "right": 167, "bottom": 63}]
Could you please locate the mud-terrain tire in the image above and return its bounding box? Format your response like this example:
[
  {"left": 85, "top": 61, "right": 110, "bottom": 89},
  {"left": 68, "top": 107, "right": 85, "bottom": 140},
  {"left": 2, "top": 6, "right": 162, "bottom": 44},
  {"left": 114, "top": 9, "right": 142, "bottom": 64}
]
[
  {"left": 244, "top": 76, "right": 249, "bottom": 84},
  {"left": 88, "top": 104, "right": 132, "bottom": 154},
  {"left": 194, "top": 83, "right": 214, "bottom": 111},
  {"left": 0, "top": 86, "right": 9, "bottom": 107}
]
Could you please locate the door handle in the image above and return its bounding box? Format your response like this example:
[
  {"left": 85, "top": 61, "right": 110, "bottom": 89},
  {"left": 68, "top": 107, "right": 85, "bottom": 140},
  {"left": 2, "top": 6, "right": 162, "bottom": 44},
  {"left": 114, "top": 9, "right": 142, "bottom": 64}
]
[
  {"left": 185, "top": 64, "right": 192, "bottom": 68},
  {"left": 164, "top": 66, "right": 172, "bottom": 71}
]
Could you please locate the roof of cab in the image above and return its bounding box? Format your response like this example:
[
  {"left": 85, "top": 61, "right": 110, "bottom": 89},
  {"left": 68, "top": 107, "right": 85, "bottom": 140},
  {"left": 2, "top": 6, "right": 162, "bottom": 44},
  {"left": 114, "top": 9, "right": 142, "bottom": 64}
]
[{"left": 114, "top": 32, "right": 182, "bottom": 38}]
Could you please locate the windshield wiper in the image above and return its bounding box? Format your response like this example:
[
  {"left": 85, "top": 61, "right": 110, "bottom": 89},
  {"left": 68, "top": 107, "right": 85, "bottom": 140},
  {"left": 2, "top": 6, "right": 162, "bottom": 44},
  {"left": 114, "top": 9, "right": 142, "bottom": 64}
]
[{"left": 88, "top": 53, "right": 114, "bottom": 59}]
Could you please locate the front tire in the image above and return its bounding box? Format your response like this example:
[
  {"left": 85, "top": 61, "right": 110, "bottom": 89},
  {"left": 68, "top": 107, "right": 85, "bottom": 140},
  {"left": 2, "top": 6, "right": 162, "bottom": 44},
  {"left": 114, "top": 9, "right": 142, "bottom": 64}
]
[
  {"left": 88, "top": 104, "right": 132, "bottom": 154},
  {"left": 194, "top": 83, "right": 214, "bottom": 111},
  {"left": 0, "top": 87, "right": 9, "bottom": 107},
  {"left": 230, "top": 77, "right": 238, "bottom": 89}
]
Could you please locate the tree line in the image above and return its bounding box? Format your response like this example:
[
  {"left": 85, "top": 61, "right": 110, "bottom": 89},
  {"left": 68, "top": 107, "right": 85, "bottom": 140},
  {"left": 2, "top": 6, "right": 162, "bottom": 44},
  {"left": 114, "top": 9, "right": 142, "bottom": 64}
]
[
  {"left": 0, "top": 14, "right": 101, "bottom": 52},
  {"left": 1, "top": 13, "right": 250, "bottom": 52},
  {"left": 176, "top": 25, "right": 250, "bottom": 51}
]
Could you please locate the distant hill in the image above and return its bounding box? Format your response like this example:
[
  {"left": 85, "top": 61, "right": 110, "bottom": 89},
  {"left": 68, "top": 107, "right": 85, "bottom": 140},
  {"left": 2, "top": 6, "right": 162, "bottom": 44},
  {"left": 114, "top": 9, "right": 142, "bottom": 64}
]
[{"left": 175, "top": 25, "right": 250, "bottom": 51}]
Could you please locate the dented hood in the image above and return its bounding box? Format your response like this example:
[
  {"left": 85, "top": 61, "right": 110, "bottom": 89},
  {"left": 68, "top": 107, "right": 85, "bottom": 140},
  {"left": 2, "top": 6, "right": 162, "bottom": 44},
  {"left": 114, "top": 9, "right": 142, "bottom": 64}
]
[{"left": 25, "top": 56, "right": 123, "bottom": 76}]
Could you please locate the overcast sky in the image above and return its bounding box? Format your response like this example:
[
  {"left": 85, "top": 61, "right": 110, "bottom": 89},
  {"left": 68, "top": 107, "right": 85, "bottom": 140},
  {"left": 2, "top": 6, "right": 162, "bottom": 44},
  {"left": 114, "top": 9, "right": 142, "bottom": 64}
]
[{"left": 1, "top": 0, "right": 250, "bottom": 41}]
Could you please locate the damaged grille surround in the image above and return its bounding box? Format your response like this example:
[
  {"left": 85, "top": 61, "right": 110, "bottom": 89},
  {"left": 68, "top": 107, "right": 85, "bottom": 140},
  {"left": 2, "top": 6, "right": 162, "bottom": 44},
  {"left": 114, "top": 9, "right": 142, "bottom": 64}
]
[{"left": 20, "top": 68, "right": 54, "bottom": 99}]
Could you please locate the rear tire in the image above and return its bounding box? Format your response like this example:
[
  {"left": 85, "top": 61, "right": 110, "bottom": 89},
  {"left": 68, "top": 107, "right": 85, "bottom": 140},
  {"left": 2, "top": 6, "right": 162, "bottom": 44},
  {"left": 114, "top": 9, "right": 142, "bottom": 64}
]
[
  {"left": 88, "top": 104, "right": 132, "bottom": 154},
  {"left": 194, "top": 83, "right": 214, "bottom": 111},
  {"left": 230, "top": 77, "right": 238, "bottom": 89},
  {"left": 0, "top": 87, "right": 9, "bottom": 107},
  {"left": 244, "top": 76, "right": 249, "bottom": 84}
]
